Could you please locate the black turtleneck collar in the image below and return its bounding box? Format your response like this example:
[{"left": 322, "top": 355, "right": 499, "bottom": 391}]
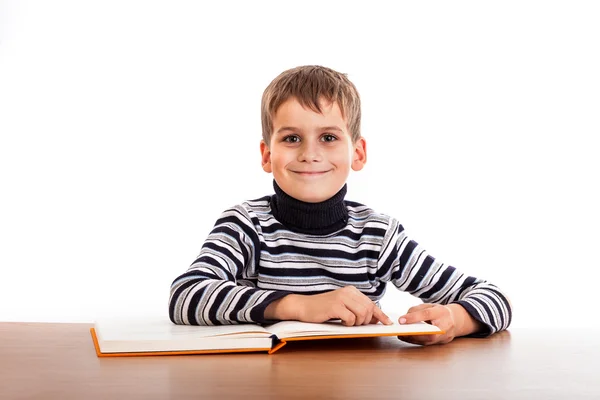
[{"left": 270, "top": 180, "right": 349, "bottom": 235}]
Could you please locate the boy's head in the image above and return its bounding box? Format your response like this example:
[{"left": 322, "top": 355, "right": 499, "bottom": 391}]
[
  {"left": 260, "top": 65, "right": 367, "bottom": 203},
  {"left": 261, "top": 65, "right": 361, "bottom": 146}
]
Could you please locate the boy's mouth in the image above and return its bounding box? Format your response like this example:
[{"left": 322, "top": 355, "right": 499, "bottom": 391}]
[{"left": 292, "top": 170, "right": 332, "bottom": 176}]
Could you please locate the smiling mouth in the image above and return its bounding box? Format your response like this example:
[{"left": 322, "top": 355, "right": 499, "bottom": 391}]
[{"left": 292, "top": 170, "right": 332, "bottom": 176}]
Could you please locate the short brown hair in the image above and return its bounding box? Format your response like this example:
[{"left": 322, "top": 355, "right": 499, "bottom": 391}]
[{"left": 261, "top": 65, "right": 361, "bottom": 145}]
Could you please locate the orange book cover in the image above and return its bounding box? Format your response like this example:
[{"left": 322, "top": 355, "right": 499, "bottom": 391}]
[{"left": 90, "top": 318, "right": 444, "bottom": 357}]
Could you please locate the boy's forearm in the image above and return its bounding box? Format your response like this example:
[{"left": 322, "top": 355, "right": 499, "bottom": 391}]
[
  {"left": 447, "top": 303, "right": 485, "bottom": 337},
  {"left": 264, "top": 294, "right": 301, "bottom": 321}
]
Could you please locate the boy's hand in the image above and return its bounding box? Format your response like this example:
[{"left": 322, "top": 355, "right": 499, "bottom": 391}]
[
  {"left": 266, "top": 286, "right": 393, "bottom": 326},
  {"left": 396, "top": 303, "right": 483, "bottom": 345}
]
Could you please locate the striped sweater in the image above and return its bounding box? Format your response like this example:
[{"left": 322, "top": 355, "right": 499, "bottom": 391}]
[{"left": 169, "top": 191, "right": 512, "bottom": 336}]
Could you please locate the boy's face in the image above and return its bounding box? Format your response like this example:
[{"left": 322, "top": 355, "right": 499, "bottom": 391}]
[{"left": 260, "top": 97, "right": 366, "bottom": 203}]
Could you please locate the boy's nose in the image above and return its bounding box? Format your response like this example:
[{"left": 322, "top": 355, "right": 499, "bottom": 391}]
[{"left": 298, "top": 143, "right": 322, "bottom": 162}]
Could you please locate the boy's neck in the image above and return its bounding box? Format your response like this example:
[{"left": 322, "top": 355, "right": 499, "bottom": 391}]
[{"left": 270, "top": 180, "right": 349, "bottom": 235}]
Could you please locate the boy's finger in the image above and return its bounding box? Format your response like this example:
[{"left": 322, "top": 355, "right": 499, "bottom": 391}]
[
  {"left": 336, "top": 307, "right": 357, "bottom": 327},
  {"left": 398, "top": 306, "right": 438, "bottom": 325},
  {"left": 342, "top": 288, "right": 391, "bottom": 325},
  {"left": 372, "top": 306, "right": 393, "bottom": 325},
  {"left": 343, "top": 297, "right": 370, "bottom": 325},
  {"left": 406, "top": 303, "right": 434, "bottom": 314}
]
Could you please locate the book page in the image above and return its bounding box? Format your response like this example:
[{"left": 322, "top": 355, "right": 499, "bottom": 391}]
[
  {"left": 266, "top": 316, "right": 442, "bottom": 339},
  {"left": 95, "top": 316, "right": 271, "bottom": 343}
]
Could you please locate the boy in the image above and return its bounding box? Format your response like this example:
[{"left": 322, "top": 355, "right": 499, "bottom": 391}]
[{"left": 169, "top": 65, "right": 511, "bottom": 345}]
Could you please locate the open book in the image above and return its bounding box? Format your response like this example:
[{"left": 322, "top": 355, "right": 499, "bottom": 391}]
[{"left": 90, "top": 316, "right": 443, "bottom": 357}]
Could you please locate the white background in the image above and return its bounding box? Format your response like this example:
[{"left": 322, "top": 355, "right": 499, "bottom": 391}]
[{"left": 1, "top": 1, "right": 598, "bottom": 326}]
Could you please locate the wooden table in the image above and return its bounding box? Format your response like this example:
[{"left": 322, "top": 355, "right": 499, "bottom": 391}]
[{"left": 1, "top": 323, "right": 598, "bottom": 399}]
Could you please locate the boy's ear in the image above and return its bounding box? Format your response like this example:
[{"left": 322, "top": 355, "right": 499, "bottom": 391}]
[
  {"left": 260, "top": 140, "right": 272, "bottom": 173},
  {"left": 351, "top": 137, "right": 367, "bottom": 171}
]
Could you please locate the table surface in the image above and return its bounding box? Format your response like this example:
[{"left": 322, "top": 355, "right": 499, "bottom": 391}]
[{"left": 1, "top": 322, "right": 598, "bottom": 400}]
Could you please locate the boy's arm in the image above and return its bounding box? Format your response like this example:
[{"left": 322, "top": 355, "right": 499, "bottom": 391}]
[
  {"left": 169, "top": 205, "right": 289, "bottom": 325},
  {"left": 380, "top": 220, "right": 512, "bottom": 337}
]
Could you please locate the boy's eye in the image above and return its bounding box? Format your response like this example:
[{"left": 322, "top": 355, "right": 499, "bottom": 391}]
[
  {"left": 321, "top": 134, "right": 337, "bottom": 142},
  {"left": 283, "top": 135, "right": 300, "bottom": 143}
]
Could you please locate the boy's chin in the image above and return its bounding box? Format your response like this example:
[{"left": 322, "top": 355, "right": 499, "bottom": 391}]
[{"left": 275, "top": 178, "right": 346, "bottom": 203}]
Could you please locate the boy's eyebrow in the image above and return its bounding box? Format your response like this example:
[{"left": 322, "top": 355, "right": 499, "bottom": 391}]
[
  {"left": 320, "top": 126, "right": 344, "bottom": 133},
  {"left": 275, "top": 126, "right": 344, "bottom": 135},
  {"left": 275, "top": 126, "right": 297, "bottom": 135}
]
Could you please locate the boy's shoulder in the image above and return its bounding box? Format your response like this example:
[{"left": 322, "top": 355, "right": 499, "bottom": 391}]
[
  {"left": 240, "top": 195, "right": 272, "bottom": 215},
  {"left": 344, "top": 200, "right": 400, "bottom": 231},
  {"left": 214, "top": 195, "right": 271, "bottom": 221}
]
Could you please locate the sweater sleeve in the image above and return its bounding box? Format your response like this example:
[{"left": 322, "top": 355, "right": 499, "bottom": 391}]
[
  {"left": 378, "top": 219, "right": 512, "bottom": 336},
  {"left": 168, "top": 205, "right": 290, "bottom": 326}
]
